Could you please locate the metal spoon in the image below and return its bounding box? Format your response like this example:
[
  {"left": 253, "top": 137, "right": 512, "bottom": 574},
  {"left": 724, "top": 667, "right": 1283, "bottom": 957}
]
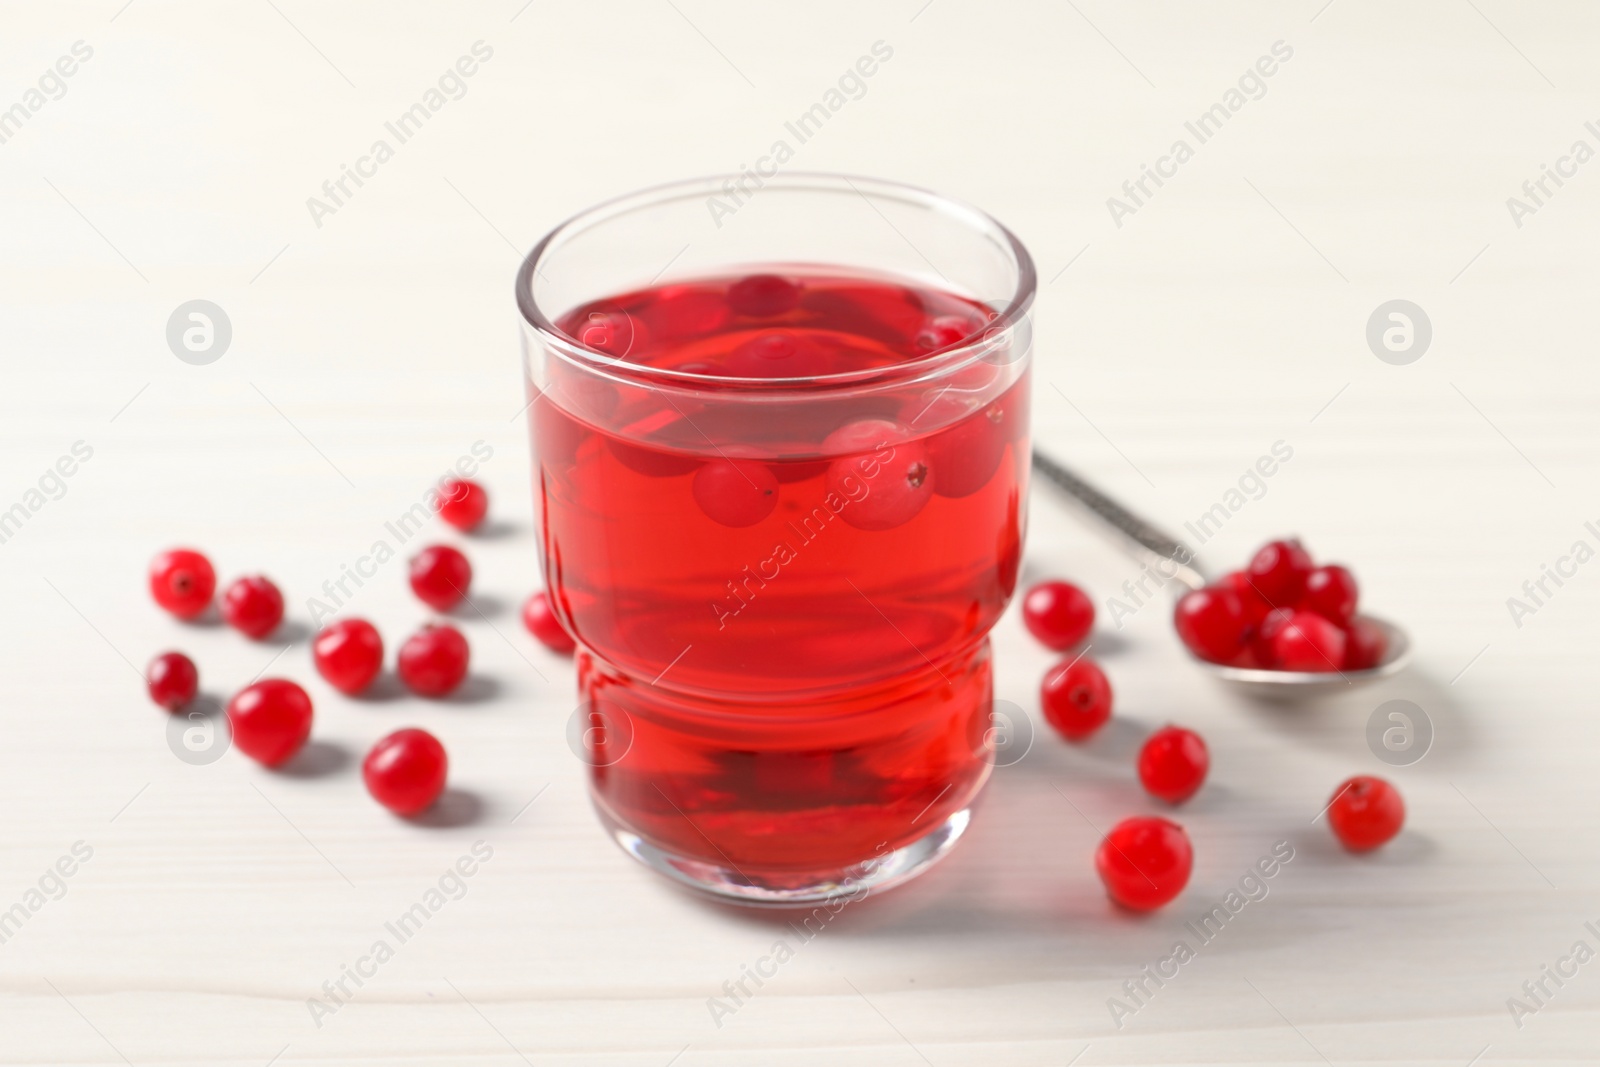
[{"left": 1031, "top": 449, "right": 1412, "bottom": 696}]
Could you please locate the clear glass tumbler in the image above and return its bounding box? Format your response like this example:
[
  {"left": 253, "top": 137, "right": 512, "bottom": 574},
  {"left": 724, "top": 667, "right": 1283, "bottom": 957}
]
[{"left": 517, "top": 173, "right": 1035, "bottom": 904}]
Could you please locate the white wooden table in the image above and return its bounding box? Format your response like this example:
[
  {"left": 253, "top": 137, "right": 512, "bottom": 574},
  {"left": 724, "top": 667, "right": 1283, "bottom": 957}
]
[{"left": 3, "top": 2, "right": 1598, "bottom": 1063}]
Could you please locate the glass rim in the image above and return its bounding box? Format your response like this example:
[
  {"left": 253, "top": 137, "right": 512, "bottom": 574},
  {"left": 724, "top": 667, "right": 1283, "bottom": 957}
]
[{"left": 514, "top": 171, "right": 1037, "bottom": 391}]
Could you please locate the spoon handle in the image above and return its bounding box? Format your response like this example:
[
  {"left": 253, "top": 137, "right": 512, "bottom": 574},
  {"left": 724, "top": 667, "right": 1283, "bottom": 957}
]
[{"left": 1030, "top": 449, "right": 1210, "bottom": 592}]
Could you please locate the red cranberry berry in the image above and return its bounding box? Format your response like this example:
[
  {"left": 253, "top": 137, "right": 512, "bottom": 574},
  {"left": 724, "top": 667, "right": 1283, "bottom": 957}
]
[
  {"left": 1303, "top": 564, "right": 1359, "bottom": 625},
  {"left": 911, "top": 394, "right": 1007, "bottom": 500},
  {"left": 226, "top": 679, "right": 313, "bottom": 767},
  {"left": 1022, "top": 580, "right": 1095, "bottom": 650},
  {"left": 1039, "top": 657, "right": 1113, "bottom": 741},
  {"left": 1137, "top": 726, "right": 1210, "bottom": 804},
  {"left": 408, "top": 545, "right": 472, "bottom": 612},
  {"left": 727, "top": 274, "right": 800, "bottom": 317},
  {"left": 721, "top": 331, "right": 836, "bottom": 379},
  {"left": 913, "top": 314, "right": 976, "bottom": 353},
  {"left": 363, "top": 728, "right": 448, "bottom": 816},
  {"left": 1095, "top": 816, "right": 1193, "bottom": 911},
  {"left": 1246, "top": 539, "right": 1314, "bottom": 607},
  {"left": 222, "top": 576, "right": 284, "bottom": 640},
  {"left": 1250, "top": 606, "right": 1296, "bottom": 669},
  {"left": 692, "top": 459, "right": 779, "bottom": 527},
  {"left": 146, "top": 651, "right": 198, "bottom": 711},
  {"left": 824, "top": 420, "right": 934, "bottom": 531},
  {"left": 1220, "top": 570, "right": 1272, "bottom": 629},
  {"left": 1271, "top": 610, "right": 1347, "bottom": 672},
  {"left": 149, "top": 548, "right": 216, "bottom": 620},
  {"left": 397, "top": 624, "right": 469, "bottom": 697},
  {"left": 1343, "top": 616, "right": 1389, "bottom": 671},
  {"left": 438, "top": 478, "right": 489, "bottom": 531},
  {"left": 1174, "top": 585, "right": 1248, "bottom": 663},
  {"left": 312, "top": 618, "right": 384, "bottom": 695},
  {"left": 1327, "top": 775, "right": 1405, "bottom": 851},
  {"left": 522, "top": 591, "right": 575, "bottom": 654}
]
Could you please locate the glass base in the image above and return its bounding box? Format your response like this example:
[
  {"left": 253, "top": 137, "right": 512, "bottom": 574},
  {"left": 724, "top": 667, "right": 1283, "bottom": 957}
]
[{"left": 596, "top": 802, "right": 974, "bottom": 907}]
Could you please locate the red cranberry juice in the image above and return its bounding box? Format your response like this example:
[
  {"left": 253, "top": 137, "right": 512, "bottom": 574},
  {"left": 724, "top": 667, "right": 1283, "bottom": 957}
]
[{"left": 534, "top": 270, "right": 1028, "bottom": 875}]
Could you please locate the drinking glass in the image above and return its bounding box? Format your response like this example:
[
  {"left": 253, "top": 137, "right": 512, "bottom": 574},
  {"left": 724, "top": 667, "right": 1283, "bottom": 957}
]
[{"left": 517, "top": 173, "right": 1035, "bottom": 904}]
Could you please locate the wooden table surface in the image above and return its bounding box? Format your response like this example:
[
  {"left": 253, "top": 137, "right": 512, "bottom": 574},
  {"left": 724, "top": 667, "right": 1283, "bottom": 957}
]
[{"left": 3, "top": 2, "right": 1598, "bottom": 1063}]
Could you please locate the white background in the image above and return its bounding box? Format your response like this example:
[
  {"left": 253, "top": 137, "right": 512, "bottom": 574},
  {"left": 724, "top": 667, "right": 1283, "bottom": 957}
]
[{"left": 2, "top": 1, "right": 1598, "bottom": 1064}]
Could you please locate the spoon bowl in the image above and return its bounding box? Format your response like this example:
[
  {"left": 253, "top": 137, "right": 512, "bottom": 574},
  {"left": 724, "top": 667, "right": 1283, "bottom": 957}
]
[{"left": 1031, "top": 450, "right": 1413, "bottom": 699}]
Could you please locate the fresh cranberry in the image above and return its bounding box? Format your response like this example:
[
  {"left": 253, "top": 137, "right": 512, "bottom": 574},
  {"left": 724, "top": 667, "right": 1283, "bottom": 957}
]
[
  {"left": 1246, "top": 539, "right": 1314, "bottom": 607},
  {"left": 571, "top": 308, "right": 640, "bottom": 359},
  {"left": 1174, "top": 585, "right": 1248, "bottom": 663},
  {"left": 645, "top": 285, "right": 730, "bottom": 340},
  {"left": 692, "top": 459, "right": 779, "bottom": 527},
  {"left": 222, "top": 576, "right": 284, "bottom": 639},
  {"left": 146, "top": 651, "right": 198, "bottom": 711},
  {"left": 408, "top": 545, "right": 472, "bottom": 612},
  {"left": 913, "top": 314, "right": 976, "bottom": 353},
  {"left": 437, "top": 478, "right": 489, "bottom": 531},
  {"left": 721, "top": 331, "right": 836, "bottom": 379},
  {"left": 727, "top": 274, "right": 800, "bottom": 317},
  {"left": 1022, "top": 580, "right": 1095, "bottom": 650},
  {"left": 522, "top": 591, "right": 576, "bottom": 654},
  {"left": 1138, "top": 726, "right": 1209, "bottom": 804},
  {"left": 1039, "top": 657, "right": 1113, "bottom": 741},
  {"left": 1303, "top": 564, "right": 1359, "bottom": 624},
  {"left": 312, "top": 618, "right": 384, "bottom": 695},
  {"left": 1343, "top": 616, "right": 1389, "bottom": 671},
  {"left": 1220, "top": 570, "right": 1272, "bottom": 629},
  {"left": 149, "top": 548, "right": 216, "bottom": 620},
  {"left": 226, "top": 679, "right": 313, "bottom": 767},
  {"left": 911, "top": 394, "right": 1007, "bottom": 499},
  {"left": 1327, "top": 775, "right": 1405, "bottom": 851},
  {"left": 1250, "top": 606, "right": 1295, "bottom": 668},
  {"left": 397, "top": 624, "right": 469, "bottom": 697},
  {"left": 824, "top": 420, "right": 934, "bottom": 531},
  {"left": 1271, "top": 610, "right": 1347, "bottom": 672},
  {"left": 1095, "top": 816, "right": 1193, "bottom": 911},
  {"left": 363, "top": 728, "right": 448, "bottom": 816}
]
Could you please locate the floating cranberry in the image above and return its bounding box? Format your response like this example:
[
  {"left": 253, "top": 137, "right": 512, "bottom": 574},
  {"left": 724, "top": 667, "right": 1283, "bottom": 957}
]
[
  {"left": 721, "top": 331, "right": 836, "bottom": 379},
  {"left": 226, "top": 679, "right": 312, "bottom": 767},
  {"left": 692, "top": 460, "right": 779, "bottom": 527},
  {"left": 1343, "top": 616, "right": 1389, "bottom": 671},
  {"left": 1095, "top": 815, "right": 1193, "bottom": 911},
  {"left": 1039, "top": 656, "right": 1113, "bottom": 741},
  {"left": 222, "top": 576, "right": 284, "bottom": 640},
  {"left": 1304, "top": 564, "right": 1359, "bottom": 625},
  {"left": 727, "top": 274, "right": 800, "bottom": 317},
  {"left": 1271, "top": 610, "right": 1347, "bottom": 672},
  {"left": 1138, "top": 726, "right": 1210, "bottom": 804},
  {"left": 913, "top": 314, "right": 977, "bottom": 353},
  {"left": 312, "top": 618, "right": 384, "bottom": 695},
  {"left": 1246, "top": 539, "right": 1314, "bottom": 607},
  {"left": 1174, "top": 585, "right": 1248, "bottom": 663},
  {"left": 408, "top": 545, "right": 472, "bottom": 612},
  {"left": 824, "top": 420, "right": 934, "bottom": 531},
  {"left": 363, "top": 728, "right": 448, "bottom": 816},
  {"left": 397, "top": 623, "right": 469, "bottom": 697},
  {"left": 146, "top": 651, "right": 198, "bottom": 711},
  {"left": 522, "top": 591, "right": 576, "bottom": 654},
  {"left": 149, "top": 548, "right": 216, "bottom": 620},
  {"left": 1327, "top": 775, "right": 1404, "bottom": 851},
  {"left": 1022, "top": 580, "right": 1095, "bottom": 650},
  {"left": 645, "top": 285, "right": 730, "bottom": 340},
  {"left": 920, "top": 401, "right": 1007, "bottom": 499},
  {"left": 438, "top": 479, "right": 489, "bottom": 531}
]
